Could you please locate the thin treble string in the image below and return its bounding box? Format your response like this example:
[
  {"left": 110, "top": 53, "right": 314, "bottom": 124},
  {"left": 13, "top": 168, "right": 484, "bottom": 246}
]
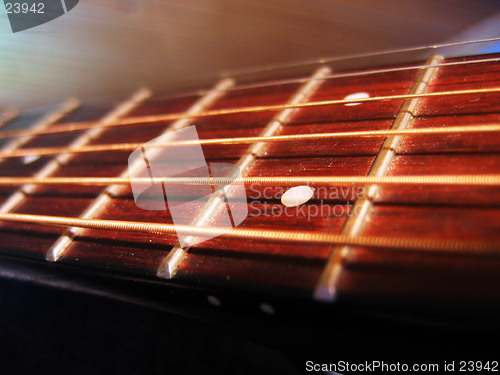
[
  {"left": 0, "top": 212, "right": 498, "bottom": 255},
  {"left": 1, "top": 38, "right": 495, "bottom": 140},
  {"left": 1, "top": 86, "right": 500, "bottom": 141},
  {"left": 215, "top": 56, "right": 500, "bottom": 94},
  {"left": 0, "top": 175, "right": 499, "bottom": 187},
  {"left": 222, "top": 36, "right": 500, "bottom": 77},
  {"left": 1, "top": 124, "right": 499, "bottom": 158},
  {"left": 156, "top": 56, "right": 500, "bottom": 101}
]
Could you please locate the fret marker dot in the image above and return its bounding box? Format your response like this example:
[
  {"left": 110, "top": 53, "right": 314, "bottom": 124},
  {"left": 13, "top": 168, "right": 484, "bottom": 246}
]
[
  {"left": 207, "top": 295, "right": 221, "bottom": 307},
  {"left": 281, "top": 186, "right": 314, "bottom": 207},
  {"left": 260, "top": 303, "right": 275, "bottom": 315},
  {"left": 22, "top": 154, "right": 40, "bottom": 164},
  {"left": 344, "top": 92, "right": 370, "bottom": 106}
]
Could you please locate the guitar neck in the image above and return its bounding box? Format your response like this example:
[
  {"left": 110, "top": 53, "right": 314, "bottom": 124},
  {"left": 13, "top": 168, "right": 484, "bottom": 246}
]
[{"left": 0, "top": 49, "right": 500, "bottom": 328}]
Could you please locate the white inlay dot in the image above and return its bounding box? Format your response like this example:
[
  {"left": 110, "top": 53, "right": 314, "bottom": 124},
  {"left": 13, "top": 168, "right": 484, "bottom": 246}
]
[
  {"left": 281, "top": 186, "right": 314, "bottom": 207},
  {"left": 22, "top": 154, "right": 40, "bottom": 164},
  {"left": 207, "top": 295, "right": 221, "bottom": 307},
  {"left": 343, "top": 92, "right": 370, "bottom": 106},
  {"left": 260, "top": 303, "right": 275, "bottom": 315}
]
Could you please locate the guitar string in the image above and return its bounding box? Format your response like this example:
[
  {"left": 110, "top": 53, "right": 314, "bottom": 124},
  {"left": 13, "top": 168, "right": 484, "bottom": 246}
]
[
  {"left": 0, "top": 124, "right": 499, "bottom": 158},
  {"left": 222, "top": 36, "right": 500, "bottom": 76},
  {"left": 0, "top": 212, "right": 498, "bottom": 255},
  {"left": 3, "top": 123, "right": 500, "bottom": 158},
  {"left": 147, "top": 56, "right": 500, "bottom": 102},
  {"left": 1, "top": 86, "right": 500, "bottom": 141},
  {"left": 0, "top": 175, "right": 498, "bottom": 187}
]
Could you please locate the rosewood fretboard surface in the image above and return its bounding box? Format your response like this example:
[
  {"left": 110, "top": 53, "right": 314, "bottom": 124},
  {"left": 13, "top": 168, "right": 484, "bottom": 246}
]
[{"left": 0, "top": 53, "right": 499, "bottom": 316}]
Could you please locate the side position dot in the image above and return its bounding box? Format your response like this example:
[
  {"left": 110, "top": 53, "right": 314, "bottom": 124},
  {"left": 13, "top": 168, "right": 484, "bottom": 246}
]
[
  {"left": 260, "top": 303, "right": 275, "bottom": 315},
  {"left": 207, "top": 295, "right": 221, "bottom": 307}
]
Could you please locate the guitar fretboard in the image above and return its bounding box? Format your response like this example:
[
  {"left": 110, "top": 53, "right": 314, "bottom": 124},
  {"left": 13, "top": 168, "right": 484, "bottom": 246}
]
[{"left": 0, "top": 52, "right": 499, "bottom": 314}]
